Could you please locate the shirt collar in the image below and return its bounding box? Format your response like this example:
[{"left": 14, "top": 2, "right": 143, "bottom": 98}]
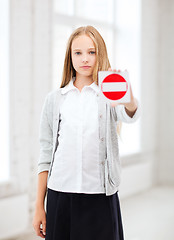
[{"left": 61, "top": 77, "right": 100, "bottom": 95}]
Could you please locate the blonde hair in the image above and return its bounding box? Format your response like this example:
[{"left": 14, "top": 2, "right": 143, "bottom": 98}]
[{"left": 60, "top": 25, "right": 121, "bottom": 135}]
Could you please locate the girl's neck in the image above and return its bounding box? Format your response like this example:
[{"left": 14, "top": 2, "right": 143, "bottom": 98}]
[{"left": 73, "top": 74, "right": 93, "bottom": 91}]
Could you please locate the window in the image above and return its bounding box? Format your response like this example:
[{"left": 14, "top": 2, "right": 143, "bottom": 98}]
[
  {"left": 114, "top": 0, "right": 141, "bottom": 155},
  {"left": 0, "top": 0, "right": 10, "bottom": 182},
  {"left": 52, "top": 0, "right": 141, "bottom": 156}
]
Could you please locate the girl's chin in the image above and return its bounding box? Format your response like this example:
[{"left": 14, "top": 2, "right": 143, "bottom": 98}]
[{"left": 76, "top": 72, "right": 93, "bottom": 78}]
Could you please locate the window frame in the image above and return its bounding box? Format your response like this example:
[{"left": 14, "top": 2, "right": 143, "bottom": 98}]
[
  {"left": 0, "top": 0, "right": 10, "bottom": 184},
  {"left": 52, "top": 0, "right": 142, "bottom": 157}
]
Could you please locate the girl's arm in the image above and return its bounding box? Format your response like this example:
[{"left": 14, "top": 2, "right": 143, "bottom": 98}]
[
  {"left": 35, "top": 171, "right": 48, "bottom": 208},
  {"left": 33, "top": 92, "right": 53, "bottom": 238},
  {"left": 124, "top": 98, "right": 138, "bottom": 118},
  {"left": 32, "top": 171, "right": 48, "bottom": 238},
  {"left": 38, "top": 92, "right": 53, "bottom": 174},
  {"left": 108, "top": 68, "right": 140, "bottom": 122}
]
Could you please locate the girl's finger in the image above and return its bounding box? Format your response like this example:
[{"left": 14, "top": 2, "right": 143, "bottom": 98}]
[
  {"left": 118, "top": 69, "right": 121, "bottom": 72},
  {"left": 108, "top": 68, "right": 112, "bottom": 71},
  {"left": 39, "top": 230, "right": 46, "bottom": 239},
  {"left": 42, "top": 221, "right": 46, "bottom": 236},
  {"left": 34, "top": 223, "right": 45, "bottom": 238}
]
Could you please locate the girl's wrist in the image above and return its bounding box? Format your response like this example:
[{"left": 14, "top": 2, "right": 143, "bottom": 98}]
[
  {"left": 123, "top": 98, "right": 138, "bottom": 118},
  {"left": 124, "top": 98, "right": 138, "bottom": 112},
  {"left": 35, "top": 200, "right": 45, "bottom": 209}
]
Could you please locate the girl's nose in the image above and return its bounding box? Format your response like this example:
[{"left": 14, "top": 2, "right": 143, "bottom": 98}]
[{"left": 82, "top": 54, "right": 88, "bottom": 63}]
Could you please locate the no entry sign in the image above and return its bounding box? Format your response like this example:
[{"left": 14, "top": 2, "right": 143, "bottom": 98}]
[{"left": 98, "top": 71, "right": 130, "bottom": 103}]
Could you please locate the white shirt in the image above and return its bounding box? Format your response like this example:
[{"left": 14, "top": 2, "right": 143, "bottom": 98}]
[{"left": 47, "top": 78, "right": 106, "bottom": 194}]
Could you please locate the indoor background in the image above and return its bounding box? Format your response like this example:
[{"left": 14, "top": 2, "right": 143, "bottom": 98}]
[{"left": 0, "top": 0, "right": 174, "bottom": 239}]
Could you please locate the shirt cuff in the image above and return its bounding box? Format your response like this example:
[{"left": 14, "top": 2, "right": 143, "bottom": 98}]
[{"left": 115, "top": 100, "right": 141, "bottom": 123}]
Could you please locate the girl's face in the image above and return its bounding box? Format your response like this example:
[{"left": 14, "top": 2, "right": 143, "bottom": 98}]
[{"left": 71, "top": 34, "right": 96, "bottom": 78}]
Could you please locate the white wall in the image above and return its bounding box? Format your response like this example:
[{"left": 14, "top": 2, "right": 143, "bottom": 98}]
[
  {"left": 0, "top": 0, "right": 53, "bottom": 238},
  {"left": 0, "top": 0, "right": 174, "bottom": 239},
  {"left": 157, "top": 0, "right": 174, "bottom": 184}
]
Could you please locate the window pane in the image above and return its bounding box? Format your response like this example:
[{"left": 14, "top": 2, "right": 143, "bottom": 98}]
[
  {"left": 0, "top": 0, "right": 9, "bottom": 181},
  {"left": 52, "top": 24, "right": 73, "bottom": 89},
  {"left": 115, "top": 29, "right": 140, "bottom": 93},
  {"left": 52, "top": 0, "right": 142, "bottom": 156},
  {"left": 94, "top": 26, "right": 114, "bottom": 66},
  {"left": 119, "top": 121, "right": 141, "bottom": 156},
  {"left": 115, "top": 0, "right": 141, "bottom": 156},
  {"left": 54, "top": 0, "right": 74, "bottom": 15},
  {"left": 115, "top": 0, "right": 141, "bottom": 29},
  {"left": 75, "top": 0, "right": 114, "bottom": 23}
]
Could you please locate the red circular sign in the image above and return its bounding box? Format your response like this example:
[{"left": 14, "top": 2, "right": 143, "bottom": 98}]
[{"left": 101, "top": 74, "right": 128, "bottom": 100}]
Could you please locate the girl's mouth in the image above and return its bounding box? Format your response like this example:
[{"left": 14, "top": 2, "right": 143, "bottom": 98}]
[{"left": 81, "top": 66, "right": 91, "bottom": 69}]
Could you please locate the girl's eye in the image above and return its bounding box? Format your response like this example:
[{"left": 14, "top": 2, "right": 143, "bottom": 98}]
[
  {"left": 89, "top": 51, "right": 96, "bottom": 54},
  {"left": 75, "top": 52, "right": 81, "bottom": 55}
]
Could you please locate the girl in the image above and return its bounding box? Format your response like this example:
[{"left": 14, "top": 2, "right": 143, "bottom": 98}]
[{"left": 32, "top": 25, "right": 140, "bottom": 240}]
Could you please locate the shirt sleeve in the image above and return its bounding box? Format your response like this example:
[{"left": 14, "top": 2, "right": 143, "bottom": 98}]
[
  {"left": 113, "top": 100, "right": 141, "bottom": 123},
  {"left": 37, "top": 93, "right": 53, "bottom": 174}
]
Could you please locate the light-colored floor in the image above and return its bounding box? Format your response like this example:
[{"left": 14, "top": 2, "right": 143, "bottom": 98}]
[
  {"left": 5, "top": 185, "right": 174, "bottom": 240},
  {"left": 120, "top": 185, "right": 174, "bottom": 240}
]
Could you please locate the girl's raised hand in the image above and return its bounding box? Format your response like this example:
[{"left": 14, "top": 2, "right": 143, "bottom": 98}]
[{"left": 108, "top": 68, "right": 138, "bottom": 116}]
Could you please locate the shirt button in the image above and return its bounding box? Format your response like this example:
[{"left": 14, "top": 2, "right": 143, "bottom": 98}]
[
  {"left": 101, "top": 161, "right": 105, "bottom": 165},
  {"left": 99, "top": 114, "right": 102, "bottom": 118},
  {"left": 101, "top": 137, "right": 104, "bottom": 141}
]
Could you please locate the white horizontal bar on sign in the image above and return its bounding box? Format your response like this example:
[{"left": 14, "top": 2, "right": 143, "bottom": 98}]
[{"left": 102, "top": 82, "right": 127, "bottom": 92}]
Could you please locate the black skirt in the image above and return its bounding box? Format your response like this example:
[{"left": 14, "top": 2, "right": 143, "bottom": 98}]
[{"left": 45, "top": 188, "right": 124, "bottom": 240}]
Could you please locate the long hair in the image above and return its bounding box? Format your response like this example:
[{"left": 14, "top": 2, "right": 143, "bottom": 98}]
[{"left": 60, "top": 25, "right": 122, "bottom": 135}]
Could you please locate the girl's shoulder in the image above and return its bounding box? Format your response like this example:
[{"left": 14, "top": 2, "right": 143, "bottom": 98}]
[
  {"left": 47, "top": 87, "right": 62, "bottom": 97},
  {"left": 45, "top": 88, "right": 62, "bottom": 104},
  {"left": 43, "top": 88, "right": 63, "bottom": 125}
]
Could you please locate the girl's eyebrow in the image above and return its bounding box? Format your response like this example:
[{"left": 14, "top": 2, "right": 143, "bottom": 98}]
[{"left": 73, "top": 47, "right": 96, "bottom": 51}]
